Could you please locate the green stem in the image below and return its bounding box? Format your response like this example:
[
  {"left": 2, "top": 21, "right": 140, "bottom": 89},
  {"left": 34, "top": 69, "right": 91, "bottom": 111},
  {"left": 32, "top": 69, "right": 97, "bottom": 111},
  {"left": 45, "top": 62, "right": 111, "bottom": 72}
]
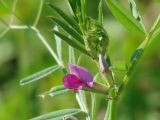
[
  {"left": 83, "top": 82, "right": 109, "bottom": 95},
  {"left": 104, "top": 88, "right": 117, "bottom": 120},
  {"left": 91, "top": 93, "right": 97, "bottom": 120},
  {"left": 104, "top": 99, "right": 117, "bottom": 120}
]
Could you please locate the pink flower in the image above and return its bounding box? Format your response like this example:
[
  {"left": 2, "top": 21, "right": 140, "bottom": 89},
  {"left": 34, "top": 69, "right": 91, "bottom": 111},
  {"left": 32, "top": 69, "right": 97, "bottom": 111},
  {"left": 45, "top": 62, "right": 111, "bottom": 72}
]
[{"left": 63, "top": 64, "right": 93, "bottom": 90}]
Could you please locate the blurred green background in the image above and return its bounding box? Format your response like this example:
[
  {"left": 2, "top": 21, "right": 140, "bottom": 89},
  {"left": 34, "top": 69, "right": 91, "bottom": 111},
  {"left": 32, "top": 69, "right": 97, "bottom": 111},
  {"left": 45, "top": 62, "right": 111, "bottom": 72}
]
[{"left": 0, "top": 0, "right": 160, "bottom": 120}]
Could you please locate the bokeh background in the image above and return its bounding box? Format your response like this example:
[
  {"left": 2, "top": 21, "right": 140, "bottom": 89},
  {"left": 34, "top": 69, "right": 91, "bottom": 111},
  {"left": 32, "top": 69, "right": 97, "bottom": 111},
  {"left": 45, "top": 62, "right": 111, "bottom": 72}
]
[{"left": 0, "top": 0, "right": 160, "bottom": 120}]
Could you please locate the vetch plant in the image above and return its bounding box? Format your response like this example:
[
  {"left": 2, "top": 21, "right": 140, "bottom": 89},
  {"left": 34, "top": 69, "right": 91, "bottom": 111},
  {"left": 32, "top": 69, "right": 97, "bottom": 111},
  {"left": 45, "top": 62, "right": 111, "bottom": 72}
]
[
  {"left": 1, "top": 0, "right": 158, "bottom": 120},
  {"left": 22, "top": 0, "right": 160, "bottom": 119}
]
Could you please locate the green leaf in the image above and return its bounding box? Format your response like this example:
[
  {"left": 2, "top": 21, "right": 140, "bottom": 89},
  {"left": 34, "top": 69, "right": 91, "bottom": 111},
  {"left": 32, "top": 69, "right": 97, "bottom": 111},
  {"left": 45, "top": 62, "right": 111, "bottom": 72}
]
[
  {"left": 68, "top": 0, "right": 87, "bottom": 32},
  {"left": 20, "top": 65, "right": 60, "bottom": 85},
  {"left": 119, "top": 17, "right": 160, "bottom": 96},
  {"left": 39, "top": 85, "right": 70, "bottom": 98},
  {"left": 105, "top": 0, "right": 146, "bottom": 34},
  {"left": 52, "top": 30, "right": 90, "bottom": 56},
  {"left": 139, "top": 15, "right": 160, "bottom": 49},
  {"left": 91, "top": 74, "right": 99, "bottom": 120},
  {"left": 48, "top": 3, "right": 82, "bottom": 34},
  {"left": 30, "top": 109, "right": 82, "bottom": 120},
  {"left": 76, "top": 91, "right": 88, "bottom": 112},
  {"left": 69, "top": 46, "right": 76, "bottom": 64},
  {"left": 128, "top": 0, "right": 146, "bottom": 32},
  {"left": 75, "top": 0, "right": 83, "bottom": 23},
  {"left": 76, "top": 91, "right": 91, "bottom": 120},
  {"left": 104, "top": 101, "right": 110, "bottom": 120},
  {"left": 150, "top": 27, "right": 160, "bottom": 43},
  {"left": 91, "top": 93, "right": 97, "bottom": 120},
  {"left": 98, "top": 0, "right": 103, "bottom": 25},
  {"left": 77, "top": 54, "right": 83, "bottom": 65},
  {"left": 54, "top": 26, "right": 62, "bottom": 61},
  {"left": 119, "top": 16, "right": 160, "bottom": 94},
  {"left": 50, "top": 17, "right": 84, "bottom": 44},
  {"left": 68, "top": 0, "right": 77, "bottom": 15},
  {"left": 118, "top": 15, "right": 160, "bottom": 96},
  {"left": 81, "top": 0, "right": 86, "bottom": 23},
  {"left": 149, "top": 15, "right": 160, "bottom": 35}
]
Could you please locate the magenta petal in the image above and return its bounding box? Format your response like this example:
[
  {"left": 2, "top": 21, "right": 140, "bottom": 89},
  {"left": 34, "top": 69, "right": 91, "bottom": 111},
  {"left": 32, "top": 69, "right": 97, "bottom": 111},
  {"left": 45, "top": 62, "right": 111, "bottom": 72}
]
[
  {"left": 63, "top": 74, "right": 83, "bottom": 90},
  {"left": 69, "top": 64, "right": 93, "bottom": 87}
]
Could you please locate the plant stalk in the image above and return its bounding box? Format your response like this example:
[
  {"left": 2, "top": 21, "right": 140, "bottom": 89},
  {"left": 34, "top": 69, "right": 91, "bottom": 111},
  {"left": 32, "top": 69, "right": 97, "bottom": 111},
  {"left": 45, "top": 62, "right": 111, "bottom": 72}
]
[
  {"left": 108, "top": 100, "right": 117, "bottom": 120},
  {"left": 105, "top": 99, "right": 117, "bottom": 120},
  {"left": 104, "top": 87, "right": 117, "bottom": 120}
]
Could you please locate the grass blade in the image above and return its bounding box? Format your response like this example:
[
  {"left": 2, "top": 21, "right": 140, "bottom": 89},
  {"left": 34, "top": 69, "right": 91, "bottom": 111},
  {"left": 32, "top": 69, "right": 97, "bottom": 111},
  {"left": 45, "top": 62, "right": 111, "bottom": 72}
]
[
  {"left": 39, "top": 85, "right": 70, "bottom": 98},
  {"left": 20, "top": 65, "right": 60, "bottom": 85},
  {"left": 50, "top": 17, "right": 84, "bottom": 44},
  {"left": 30, "top": 109, "right": 82, "bottom": 120},
  {"left": 105, "top": 0, "right": 146, "bottom": 34},
  {"left": 48, "top": 3, "right": 82, "bottom": 34},
  {"left": 52, "top": 30, "right": 90, "bottom": 56}
]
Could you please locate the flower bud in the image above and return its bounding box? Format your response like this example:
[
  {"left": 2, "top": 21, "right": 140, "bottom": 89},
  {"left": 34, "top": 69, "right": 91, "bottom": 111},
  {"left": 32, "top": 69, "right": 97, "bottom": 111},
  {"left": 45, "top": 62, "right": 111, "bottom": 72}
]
[
  {"left": 84, "top": 18, "right": 109, "bottom": 59},
  {"left": 99, "top": 52, "right": 113, "bottom": 87}
]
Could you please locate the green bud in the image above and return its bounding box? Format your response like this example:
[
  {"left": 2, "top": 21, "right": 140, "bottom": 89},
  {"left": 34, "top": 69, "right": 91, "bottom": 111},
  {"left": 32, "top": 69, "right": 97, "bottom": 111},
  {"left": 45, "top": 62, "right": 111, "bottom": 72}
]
[{"left": 84, "top": 18, "right": 109, "bottom": 59}]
